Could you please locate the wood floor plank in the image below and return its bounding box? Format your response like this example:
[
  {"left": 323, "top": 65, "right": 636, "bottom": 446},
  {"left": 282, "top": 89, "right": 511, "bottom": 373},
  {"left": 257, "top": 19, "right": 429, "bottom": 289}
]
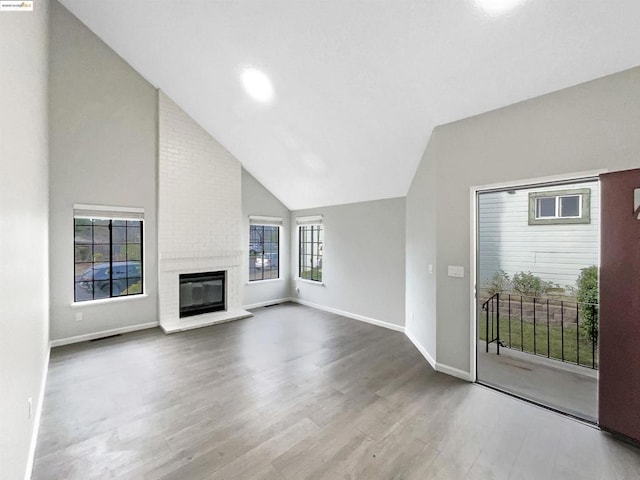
[
  {"left": 207, "top": 418, "right": 319, "bottom": 480},
  {"left": 32, "top": 303, "right": 640, "bottom": 480}
]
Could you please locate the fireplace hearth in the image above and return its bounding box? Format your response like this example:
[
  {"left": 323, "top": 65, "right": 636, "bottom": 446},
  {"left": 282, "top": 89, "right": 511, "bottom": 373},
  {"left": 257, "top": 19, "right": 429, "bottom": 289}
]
[{"left": 179, "top": 271, "right": 225, "bottom": 318}]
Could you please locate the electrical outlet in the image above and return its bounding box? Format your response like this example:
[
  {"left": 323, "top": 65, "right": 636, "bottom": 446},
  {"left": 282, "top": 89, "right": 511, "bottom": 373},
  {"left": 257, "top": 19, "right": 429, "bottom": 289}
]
[
  {"left": 75, "top": 312, "right": 83, "bottom": 321},
  {"left": 28, "top": 397, "right": 32, "bottom": 419}
]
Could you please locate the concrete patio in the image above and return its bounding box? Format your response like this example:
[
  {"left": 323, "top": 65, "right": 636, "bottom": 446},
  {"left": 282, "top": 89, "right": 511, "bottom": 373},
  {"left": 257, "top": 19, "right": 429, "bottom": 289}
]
[{"left": 477, "top": 342, "right": 598, "bottom": 422}]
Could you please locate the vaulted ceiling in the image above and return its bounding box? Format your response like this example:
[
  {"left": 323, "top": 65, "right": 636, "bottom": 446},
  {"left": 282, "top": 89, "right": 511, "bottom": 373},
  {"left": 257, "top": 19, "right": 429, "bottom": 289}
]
[{"left": 60, "top": 0, "right": 640, "bottom": 210}]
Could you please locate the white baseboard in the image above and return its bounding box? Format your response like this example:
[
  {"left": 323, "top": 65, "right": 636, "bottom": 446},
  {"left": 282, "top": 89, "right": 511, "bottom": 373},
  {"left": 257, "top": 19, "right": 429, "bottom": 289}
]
[
  {"left": 405, "top": 328, "right": 472, "bottom": 382},
  {"left": 49, "top": 322, "right": 159, "bottom": 347},
  {"left": 243, "top": 298, "right": 292, "bottom": 310},
  {"left": 290, "top": 298, "right": 405, "bottom": 333},
  {"left": 288, "top": 302, "right": 469, "bottom": 380},
  {"left": 24, "top": 344, "right": 50, "bottom": 480},
  {"left": 434, "top": 362, "right": 473, "bottom": 382},
  {"left": 405, "top": 328, "right": 436, "bottom": 370}
]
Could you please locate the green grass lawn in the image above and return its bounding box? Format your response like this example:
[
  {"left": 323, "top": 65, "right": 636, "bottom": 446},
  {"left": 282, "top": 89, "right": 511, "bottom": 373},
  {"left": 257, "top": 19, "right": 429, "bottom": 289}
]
[{"left": 479, "top": 315, "right": 598, "bottom": 369}]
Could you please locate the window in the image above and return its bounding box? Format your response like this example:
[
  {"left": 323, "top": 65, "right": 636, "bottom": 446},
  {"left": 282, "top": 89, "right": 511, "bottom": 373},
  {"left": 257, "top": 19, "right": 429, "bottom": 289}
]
[
  {"left": 536, "top": 195, "right": 580, "bottom": 219},
  {"left": 74, "top": 205, "right": 144, "bottom": 302},
  {"left": 297, "top": 215, "right": 323, "bottom": 282},
  {"left": 249, "top": 224, "right": 280, "bottom": 281},
  {"left": 528, "top": 189, "right": 591, "bottom": 225}
]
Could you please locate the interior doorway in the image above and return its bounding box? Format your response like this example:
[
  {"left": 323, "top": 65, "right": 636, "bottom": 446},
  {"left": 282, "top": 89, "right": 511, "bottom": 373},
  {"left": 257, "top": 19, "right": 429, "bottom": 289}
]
[{"left": 475, "top": 178, "right": 599, "bottom": 422}]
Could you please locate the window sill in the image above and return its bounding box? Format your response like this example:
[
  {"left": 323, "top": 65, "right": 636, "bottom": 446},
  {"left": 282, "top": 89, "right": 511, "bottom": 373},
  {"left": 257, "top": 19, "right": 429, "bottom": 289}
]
[
  {"left": 71, "top": 294, "right": 148, "bottom": 308},
  {"left": 528, "top": 217, "right": 590, "bottom": 226},
  {"left": 297, "top": 278, "right": 325, "bottom": 286},
  {"left": 246, "top": 278, "right": 282, "bottom": 285}
]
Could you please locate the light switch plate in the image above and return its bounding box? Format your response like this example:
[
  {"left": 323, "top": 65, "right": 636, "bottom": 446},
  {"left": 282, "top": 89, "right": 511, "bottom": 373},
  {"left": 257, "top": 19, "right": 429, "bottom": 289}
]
[{"left": 448, "top": 265, "right": 464, "bottom": 278}]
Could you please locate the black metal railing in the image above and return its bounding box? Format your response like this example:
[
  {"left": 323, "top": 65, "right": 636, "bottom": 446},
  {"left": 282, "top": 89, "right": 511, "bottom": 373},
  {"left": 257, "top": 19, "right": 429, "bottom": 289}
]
[
  {"left": 481, "top": 293, "right": 598, "bottom": 369},
  {"left": 482, "top": 293, "right": 502, "bottom": 354}
]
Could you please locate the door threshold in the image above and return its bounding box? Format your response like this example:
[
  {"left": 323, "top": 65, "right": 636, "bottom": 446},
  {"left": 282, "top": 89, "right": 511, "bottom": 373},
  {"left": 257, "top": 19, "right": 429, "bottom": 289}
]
[{"left": 475, "top": 380, "right": 598, "bottom": 427}]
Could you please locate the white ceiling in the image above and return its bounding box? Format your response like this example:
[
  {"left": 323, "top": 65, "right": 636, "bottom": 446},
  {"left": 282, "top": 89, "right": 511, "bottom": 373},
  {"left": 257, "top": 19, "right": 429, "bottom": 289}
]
[{"left": 59, "top": 0, "right": 640, "bottom": 210}]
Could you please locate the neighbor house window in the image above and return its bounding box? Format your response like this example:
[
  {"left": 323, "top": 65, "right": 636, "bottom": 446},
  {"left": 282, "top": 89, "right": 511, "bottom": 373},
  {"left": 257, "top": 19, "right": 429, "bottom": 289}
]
[
  {"left": 297, "top": 215, "right": 323, "bottom": 282},
  {"left": 528, "top": 189, "right": 591, "bottom": 225},
  {"left": 249, "top": 221, "right": 280, "bottom": 282},
  {"left": 74, "top": 205, "right": 144, "bottom": 302}
]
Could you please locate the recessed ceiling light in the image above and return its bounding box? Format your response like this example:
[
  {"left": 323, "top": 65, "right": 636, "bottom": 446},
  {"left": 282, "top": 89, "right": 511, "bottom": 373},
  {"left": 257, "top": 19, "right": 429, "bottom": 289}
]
[
  {"left": 241, "top": 68, "right": 274, "bottom": 103},
  {"left": 474, "top": 0, "right": 526, "bottom": 15}
]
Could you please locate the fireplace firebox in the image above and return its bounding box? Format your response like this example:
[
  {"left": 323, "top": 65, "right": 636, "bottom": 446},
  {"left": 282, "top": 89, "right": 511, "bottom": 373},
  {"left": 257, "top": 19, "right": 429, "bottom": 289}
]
[{"left": 179, "top": 271, "right": 226, "bottom": 318}]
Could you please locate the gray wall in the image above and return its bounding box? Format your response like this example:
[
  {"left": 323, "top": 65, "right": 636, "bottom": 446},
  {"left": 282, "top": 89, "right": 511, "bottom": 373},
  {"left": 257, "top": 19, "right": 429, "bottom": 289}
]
[
  {"left": 405, "top": 136, "right": 437, "bottom": 362},
  {"left": 407, "top": 66, "right": 640, "bottom": 376},
  {"left": 292, "top": 198, "right": 406, "bottom": 328},
  {"left": 241, "top": 169, "right": 292, "bottom": 307},
  {"left": 0, "top": 1, "right": 50, "bottom": 479},
  {"left": 49, "top": 0, "right": 158, "bottom": 341}
]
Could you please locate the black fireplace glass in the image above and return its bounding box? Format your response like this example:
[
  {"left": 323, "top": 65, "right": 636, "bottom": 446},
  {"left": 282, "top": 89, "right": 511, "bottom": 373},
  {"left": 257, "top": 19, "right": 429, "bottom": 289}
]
[{"left": 179, "top": 271, "right": 225, "bottom": 318}]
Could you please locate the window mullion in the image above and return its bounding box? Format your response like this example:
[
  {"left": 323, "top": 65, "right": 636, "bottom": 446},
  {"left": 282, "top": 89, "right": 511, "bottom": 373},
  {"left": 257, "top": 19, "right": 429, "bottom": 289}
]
[
  {"left": 91, "top": 220, "right": 96, "bottom": 301},
  {"left": 309, "top": 226, "right": 312, "bottom": 278},
  {"left": 124, "top": 219, "right": 129, "bottom": 293},
  {"left": 299, "top": 226, "right": 302, "bottom": 278},
  {"left": 312, "top": 228, "right": 315, "bottom": 281},
  {"left": 109, "top": 220, "right": 113, "bottom": 298},
  {"left": 261, "top": 226, "right": 264, "bottom": 281},
  {"left": 139, "top": 219, "right": 144, "bottom": 294}
]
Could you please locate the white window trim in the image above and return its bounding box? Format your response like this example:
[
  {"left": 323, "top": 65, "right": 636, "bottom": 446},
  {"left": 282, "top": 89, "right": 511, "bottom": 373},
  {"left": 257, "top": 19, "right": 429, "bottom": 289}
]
[
  {"left": 297, "top": 278, "right": 325, "bottom": 286},
  {"left": 72, "top": 294, "right": 149, "bottom": 307},
  {"left": 296, "top": 214, "right": 323, "bottom": 225},
  {"left": 249, "top": 215, "right": 283, "bottom": 226},
  {"left": 73, "top": 203, "right": 144, "bottom": 220},
  {"left": 246, "top": 278, "right": 283, "bottom": 286}
]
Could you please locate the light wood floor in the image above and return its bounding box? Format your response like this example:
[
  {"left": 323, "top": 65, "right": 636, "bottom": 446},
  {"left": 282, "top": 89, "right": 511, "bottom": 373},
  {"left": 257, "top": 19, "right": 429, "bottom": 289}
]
[{"left": 33, "top": 303, "right": 640, "bottom": 479}]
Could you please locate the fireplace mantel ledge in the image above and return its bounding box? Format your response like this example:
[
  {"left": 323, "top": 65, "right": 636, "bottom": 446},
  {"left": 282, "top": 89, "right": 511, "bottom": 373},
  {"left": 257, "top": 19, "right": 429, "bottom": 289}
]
[
  {"left": 160, "top": 251, "right": 243, "bottom": 261},
  {"left": 159, "top": 255, "right": 243, "bottom": 272}
]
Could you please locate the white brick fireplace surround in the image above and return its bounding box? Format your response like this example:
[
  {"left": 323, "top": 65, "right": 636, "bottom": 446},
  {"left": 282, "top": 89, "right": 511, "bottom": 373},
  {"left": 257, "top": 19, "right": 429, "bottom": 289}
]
[{"left": 158, "top": 91, "right": 251, "bottom": 333}]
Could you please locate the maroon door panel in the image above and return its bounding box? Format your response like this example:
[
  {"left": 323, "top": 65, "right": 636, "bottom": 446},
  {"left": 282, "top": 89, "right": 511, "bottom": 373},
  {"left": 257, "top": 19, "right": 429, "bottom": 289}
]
[{"left": 599, "top": 168, "right": 640, "bottom": 443}]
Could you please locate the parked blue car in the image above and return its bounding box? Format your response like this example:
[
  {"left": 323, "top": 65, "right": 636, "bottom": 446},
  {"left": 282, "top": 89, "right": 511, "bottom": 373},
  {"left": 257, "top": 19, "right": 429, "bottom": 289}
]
[{"left": 78, "top": 261, "right": 142, "bottom": 295}]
